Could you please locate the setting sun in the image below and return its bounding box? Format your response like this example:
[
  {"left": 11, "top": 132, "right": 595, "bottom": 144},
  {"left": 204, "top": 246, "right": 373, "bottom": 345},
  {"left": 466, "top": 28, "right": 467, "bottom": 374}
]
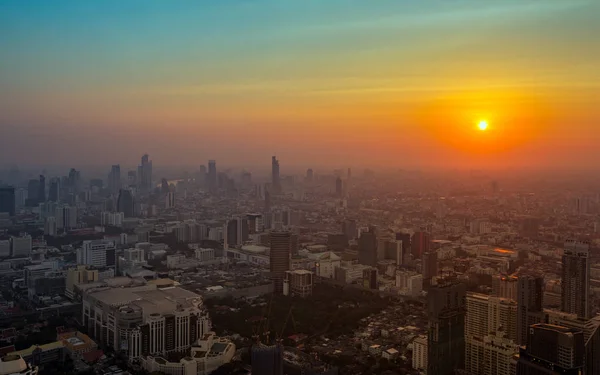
[{"left": 478, "top": 120, "right": 489, "bottom": 131}]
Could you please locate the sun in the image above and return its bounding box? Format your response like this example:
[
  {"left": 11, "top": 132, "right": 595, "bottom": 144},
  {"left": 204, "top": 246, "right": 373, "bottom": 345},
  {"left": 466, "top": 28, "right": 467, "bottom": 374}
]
[{"left": 478, "top": 120, "right": 489, "bottom": 131}]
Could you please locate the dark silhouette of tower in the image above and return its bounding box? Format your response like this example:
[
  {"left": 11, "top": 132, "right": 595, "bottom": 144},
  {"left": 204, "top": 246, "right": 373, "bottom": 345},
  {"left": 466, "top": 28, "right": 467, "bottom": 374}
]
[
  {"left": 161, "top": 178, "right": 170, "bottom": 194},
  {"left": 48, "top": 178, "right": 60, "bottom": 202},
  {"left": 561, "top": 240, "right": 590, "bottom": 319},
  {"left": 117, "top": 189, "right": 135, "bottom": 217},
  {"left": 271, "top": 156, "right": 281, "bottom": 194},
  {"left": 251, "top": 342, "right": 283, "bottom": 375},
  {"left": 422, "top": 251, "right": 438, "bottom": 287},
  {"left": 0, "top": 186, "right": 16, "bottom": 216},
  {"left": 270, "top": 231, "right": 291, "bottom": 294},
  {"left": 517, "top": 275, "right": 544, "bottom": 346},
  {"left": 109, "top": 165, "right": 121, "bottom": 194},
  {"left": 517, "top": 324, "right": 584, "bottom": 374},
  {"left": 427, "top": 280, "right": 466, "bottom": 375},
  {"left": 358, "top": 227, "right": 377, "bottom": 266},
  {"left": 411, "top": 231, "right": 430, "bottom": 260},
  {"left": 341, "top": 219, "right": 357, "bottom": 241},
  {"left": 26, "top": 179, "right": 40, "bottom": 206},
  {"left": 335, "top": 176, "right": 343, "bottom": 197},
  {"left": 38, "top": 175, "right": 46, "bottom": 203},
  {"left": 306, "top": 168, "right": 313, "bottom": 183},
  {"left": 208, "top": 160, "right": 217, "bottom": 193}
]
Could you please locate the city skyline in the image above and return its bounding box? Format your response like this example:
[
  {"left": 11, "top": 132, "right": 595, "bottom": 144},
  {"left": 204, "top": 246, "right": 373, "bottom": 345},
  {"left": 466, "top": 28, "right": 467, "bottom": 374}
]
[{"left": 1, "top": 0, "right": 600, "bottom": 169}]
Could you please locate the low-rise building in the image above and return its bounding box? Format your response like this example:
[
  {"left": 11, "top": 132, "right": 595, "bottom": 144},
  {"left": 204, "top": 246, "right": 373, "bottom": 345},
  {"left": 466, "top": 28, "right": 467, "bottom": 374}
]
[{"left": 0, "top": 354, "right": 38, "bottom": 375}]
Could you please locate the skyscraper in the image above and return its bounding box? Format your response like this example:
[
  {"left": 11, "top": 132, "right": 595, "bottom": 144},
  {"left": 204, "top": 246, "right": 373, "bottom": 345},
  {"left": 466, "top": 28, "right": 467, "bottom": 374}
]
[
  {"left": 517, "top": 275, "right": 544, "bottom": 346},
  {"left": 38, "top": 174, "right": 46, "bottom": 203},
  {"left": 306, "top": 168, "right": 313, "bottom": 183},
  {"left": 270, "top": 231, "right": 291, "bottom": 294},
  {"left": 208, "top": 160, "right": 217, "bottom": 193},
  {"left": 422, "top": 251, "right": 438, "bottom": 287},
  {"left": 109, "top": 165, "right": 121, "bottom": 194},
  {"left": 48, "top": 177, "right": 60, "bottom": 202},
  {"left": 26, "top": 178, "right": 40, "bottom": 206},
  {"left": 411, "top": 231, "right": 430, "bottom": 260},
  {"left": 341, "top": 219, "right": 357, "bottom": 241},
  {"left": 427, "top": 280, "right": 466, "bottom": 375},
  {"left": 271, "top": 156, "right": 281, "bottom": 194},
  {"left": 117, "top": 189, "right": 135, "bottom": 218},
  {"left": 0, "top": 186, "right": 16, "bottom": 216},
  {"left": 138, "top": 154, "right": 153, "bottom": 192},
  {"left": 516, "top": 324, "right": 585, "bottom": 375},
  {"left": 561, "top": 240, "right": 590, "bottom": 319},
  {"left": 358, "top": 227, "right": 377, "bottom": 266},
  {"left": 335, "top": 176, "right": 343, "bottom": 197}
]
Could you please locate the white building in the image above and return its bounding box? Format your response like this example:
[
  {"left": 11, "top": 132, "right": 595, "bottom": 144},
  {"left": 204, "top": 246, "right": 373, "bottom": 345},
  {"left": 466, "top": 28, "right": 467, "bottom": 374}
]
[
  {"left": 396, "top": 270, "right": 423, "bottom": 297},
  {"left": 309, "top": 252, "right": 341, "bottom": 279},
  {"left": 412, "top": 335, "right": 428, "bottom": 373},
  {"left": 101, "top": 212, "right": 124, "bottom": 227},
  {"left": 470, "top": 219, "right": 492, "bottom": 235},
  {"left": 55, "top": 205, "right": 78, "bottom": 230},
  {"left": 44, "top": 217, "right": 57, "bottom": 236},
  {"left": 166, "top": 254, "right": 197, "bottom": 269},
  {"left": 165, "top": 192, "right": 176, "bottom": 209},
  {"left": 11, "top": 234, "right": 32, "bottom": 258},
  {"left": 194, "top": 248, "right": 216, "bottom": 263},
  {"left": 76, "top": 240, "right": 116, "bottom": 268}
]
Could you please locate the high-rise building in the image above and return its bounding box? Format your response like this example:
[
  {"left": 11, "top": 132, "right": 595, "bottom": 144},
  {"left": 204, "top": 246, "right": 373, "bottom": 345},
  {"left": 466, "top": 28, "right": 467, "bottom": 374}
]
[
  {"left": 422, "top": 251, "right": 438, "bottom": 287},
  {"left": 208, "top": 160, "right": 217, "bottom": 193},
  {"left": 76, "top": 240, "right": 116, "bottom": 268},
  {"left": 165, "top": 191, "right": 175, "bottom": 209},
  {"left": 117, "top": 189, "right": 135, "bottom": 218},
  {"left": 44, "top": 217, "right": 57, "bottom": 236},
  {"left": 427, "top": 281, "right": 466, "bottom": 375},
  {"left": 358, "top": 227, "right": 377, "bottom": 266},
  {"left": 561, "top": 240, "right": 590, "bottom": 319},
  {"left": 0, "top": 186, "right": 16, "bottom": 216},
  {"left": 271, "top": 156, "right": 281, "bottom": 194},
  {"left": 396, "top": 232, "right": 412, "bottom": 263},
  {"left": 68, "top": 168, "right": 81, "bottom": 193},
  {"left": 55, "top": 205, "right": 78, "bottom": 230},
  {"left": 492, "top": 275, "right": 519, "bottom": 301},
  {"left": 26, "top": 178, "right": 40, "bottom": 206},
  {"left": 251, "top": 343, "right": 284, "bottom": 375},
  {"left": 127, "top": 171, "right": 137, "bottom": 187},
  {"left": 138, "top": 154, "right": 153, "bottom": 193},
  {"left": 109, "top": 165, "right": 121, "bottom": 193},
  {"left": 517, "top": 276, "right": 544, "bottom": 346},
  {"left": 10, "top": 234, "right": 32, "bottom": 258},
  {"left": 335, "top": 176, "right": 343, "bottom": 197},
  {"left": 48, "top": 177, "right": 60, "bottom": 202},
  {"left": 264, "top": 188, "right": 271, "bottom": 212},
  {"left": 465, "top": 293, "right": 518, "bottom": 374},
  {"left": 0, "top": 240, "right": 10, "bottom": 258},
  {"left": 306, "top": 169, "right": 314, "bottom": 183},
  {"left": 516, "top": 324, "right": 585, "bottom": 374},
  {"left": 341, "top": 219, "right": 357, "bottom": 241},
  {"left": 38, "top": 174, "right": 46, "bottom": 203},
  {"left": 412, "top": 335, "right": 428, "bottom": 373},
  {"left": 411, "top": 231, "right": 430, "bottom": 260},
  {"left": 270, "top": 231, "right": 291, "bottom": 294}
]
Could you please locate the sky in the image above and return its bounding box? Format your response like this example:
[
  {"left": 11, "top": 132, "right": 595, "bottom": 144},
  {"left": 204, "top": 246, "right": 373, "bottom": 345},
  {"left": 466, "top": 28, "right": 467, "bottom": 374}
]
[{"left": 1, "top": 0, "right": 599, "bottom": 169}]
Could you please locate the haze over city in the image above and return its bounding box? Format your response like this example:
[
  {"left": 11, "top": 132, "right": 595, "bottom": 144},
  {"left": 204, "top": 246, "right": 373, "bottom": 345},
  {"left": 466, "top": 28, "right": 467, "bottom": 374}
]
[{"left": 2, "top": 0, "right": 600, "bottom": 169}]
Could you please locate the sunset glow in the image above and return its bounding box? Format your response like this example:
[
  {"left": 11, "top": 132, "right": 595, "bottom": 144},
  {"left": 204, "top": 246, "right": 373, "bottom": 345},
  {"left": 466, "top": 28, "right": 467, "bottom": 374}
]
[{"left": 478, "top": 121, "right": 489, "bottom": 131}]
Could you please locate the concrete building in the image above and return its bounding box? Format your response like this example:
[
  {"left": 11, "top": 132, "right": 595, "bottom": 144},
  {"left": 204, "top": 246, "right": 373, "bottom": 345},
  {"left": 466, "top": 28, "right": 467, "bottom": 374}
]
[
  {"left": 311, "top": 252, "right": 341, "bottom": 279},
  {"left": 517, "top": 276, "right": 544, "bottom": 346},
  {"left": 65, "top": 266, "right": 99, "bottom": 299},
  {"left": 101, "top": 212, "right": 124, "bottom": 227},
  {"left": 57, "top": 331, "right": 97, "bottom": 360},
  {"left": 0, "top": 355, "right": 38, "bottom": 375},
  {"left": 284, "top": 270, "right": 314, "bottom": 298},
  {"left": 10, "top": 235, "right": 32, "bottom": 258},
  {"left": 396, "top": 270, "right": 423, "bottom": 297},
  {"left": 81, "top": 284, "right": 211, "bottom": 359},
  {"left": 76, "top": 240, "right": 116, "bottom": 268},
  {"left": 561, "top": 240, "right": 590, "bottom": 319},
  {"left": 412, "top": 335, "right": 428, "bottom": 373},
  {"left": 0, "top": 240, "right": 10, "bottom": 258},
  {"left": 358, "top": 228, "right": 377, "bottom": 266},
  {"left": 270, "top": 231, "right": 291, "bottom": 294}
]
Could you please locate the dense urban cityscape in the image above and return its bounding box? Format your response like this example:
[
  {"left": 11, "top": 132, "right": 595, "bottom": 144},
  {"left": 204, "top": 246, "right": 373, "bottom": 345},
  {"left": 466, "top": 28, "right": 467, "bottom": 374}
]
[{"left": 0, "top": 157, "right": 599, "bottom": 374}]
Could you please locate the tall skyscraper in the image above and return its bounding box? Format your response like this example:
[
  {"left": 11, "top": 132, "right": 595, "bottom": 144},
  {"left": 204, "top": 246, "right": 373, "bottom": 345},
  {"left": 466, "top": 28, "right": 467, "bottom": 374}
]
[
  {"left": 0, "top": 186, "right": 16, "bottom": 216},
  {"left": 117, "top": 189, "right": 135, "bottom": 218},
  {"left": 335, "top": 176, "right": 343, "bottom": 197},
  {"left": 48, "top": 177, "right": 60, "bottom": 202},
  {"left": 68, "top": 168, "right": 81, "bottom": 193},
  {"left": 561, "top": 240, "right": 590, "bottom": 319},
  {"left": 358, "top": 227, "right": 377, "bottom": 266},
  {"left": 127, "top": 170, "right": 137, "bottom": 187},
  {"left": 306, "top": 168, "right": 314, "bottom": 183},
  {"left": 427, "top": 280, "right": 466, "bottom": 375},
  {"left": 517, "top": 276, "right": 544, "bottom": 346},
  {"left": 516, "top": 324, "right": 585, "bottom": 375},
  {"left": 38, "top": 174, "right": 46, "bottom": 203},
  {"left": 341, "top": 219, "right": 357, "bottom": 241},
  {"left": 270, "top": 231, "right": 291, "bottom": 294},
  {"left": 109, "top": 165, "right": 121, "bottom": 194},
  {"left": 422, "top": 251, "right": 438, "bottom": 287},
  {"left": 208, "top": 160, "right": 217, "bottom": 193},
  {"left": 26, "top": 178, "right": 40, "bottom": 206},
  {"left": 271, "top": 156, "right": 281, "bottom": 194},
  {"left": 411, "top": 231, "right": 430, "bottom": 260},
  {"left": 138, "top": 154, "right": 153, "bottom": 192}
]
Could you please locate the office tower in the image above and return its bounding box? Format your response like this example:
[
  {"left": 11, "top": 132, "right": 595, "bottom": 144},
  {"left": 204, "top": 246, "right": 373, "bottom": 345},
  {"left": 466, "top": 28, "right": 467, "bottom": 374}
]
[
  {"left": 127, "top": 170, "right": 137, "bottom": 187},
  {"left": 137, "top": 154, "right": 153, "bottom": 192},
  {"left": 516, "top": 324, "right": 584, "bottom": 374},
  {"left": 396, "top": 232, "right": 411, "bottom": 263},
  {"left": 465, "top": 293, "right": 518, "bottom": 375},
  {"left": 117, "top": 189, "right": 135, "bottom": 217},
  {"left": 38, "top": 174, "right": 46, "bottom": 203},
  {"left": 10, "top": 234, "right": 32, "bottom": 257},
  {"left": 0, "top": 186, "right": 16, "bottom": 216},
  {"left": 561, "top": 240, "right": 590, "bottom": 319},
  {"left": 358, "top": 227, "right": 378, "bottom": 266},
  {"left": 270, "top": 231, "right": 291, "bottom": 294},
  {"left": 44, "top": 217, "right": 57, "bottom": 236},
  {"left": 341, "top": 219, "right": 357, "bottom": 241},
  {"left": 411, "top": 231, "right": 430, "bottom": 260},
  {"left": 48, "top": 178, "right": 60, "bottom": 202},
  {"left": 26, "top": 178, "right": 40, "bottom": 206},
  {"left": 493, "top": 275, "right": 518, "bottom": 300},
  {"left": 427, "top": 281, "right": 466, "bottom": 375},
  {"left": 271, "top": 156, "right": 281, "bottom": 194},
  {"left": 109, "top": 165, "right": 121, "bottom": 194},
  {"left": 335, "top": 176, "right": 343, "bottom": 197},
  {"left": 68, "top": 168, "right": 81, "bottom": 193},
  {"left": 412, "top": 335, "right": 428, "bottom": 373},
  {"left": 422, "top": 251, "right": 438, "bottom": 287},
  {"left": 517, "top": 276, "right": 544, "bottom": 346},
  {"left": 165, "top": 191, "right": 175, "bottom": 209},
  {"left": 290, "top": 233, "right": 299, "bottom": 257},
  {"left": 363, "top": 268, "right": 378, "bottom": 290},
  {"left": 306, "top": 168, "right": 314, "bottom": 183},
  {"left": 76, "top": 240, "right": 116, "bottom": 268},
  {"left": 251, "top": 342, "right": 284, "bottom": 375},
  {"left": 55, "top": 205, "right": 78, "bottom": 230},
  {"left": 207, "top": 160, "right": 217, "bottom": 193}
]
